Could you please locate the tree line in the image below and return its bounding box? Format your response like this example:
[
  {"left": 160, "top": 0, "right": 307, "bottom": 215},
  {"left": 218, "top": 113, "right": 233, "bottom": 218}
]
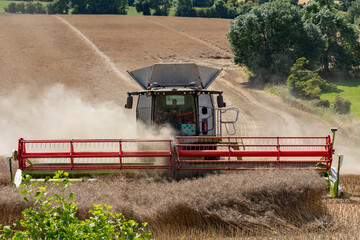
[
  {"left": 228, "top": 0, "right": 360, "bottom": 87},
  {"left": 4, "top": 0, "right": 360, "bottom": 24},
  {"left": 5, "top": 0, "right": 128, "bottom": 14}
]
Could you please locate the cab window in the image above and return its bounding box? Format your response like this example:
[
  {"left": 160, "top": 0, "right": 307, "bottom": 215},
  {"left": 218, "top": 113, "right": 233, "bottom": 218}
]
[{"left": 154, "top": 94, "right": 196, "bottom": 135}]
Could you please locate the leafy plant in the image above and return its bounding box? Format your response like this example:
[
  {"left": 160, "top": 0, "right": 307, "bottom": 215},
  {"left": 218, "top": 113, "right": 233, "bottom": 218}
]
[
  {"left": 287, "top": 58, "right": 337, "bottom": 99},
  {"left": 314, "top": 99, "right": 330, "bottom": 108},
  {"left": 174, "top": 0, "right": 195, "bottom": 16},
  {"left": 0, "top": 171, "right": 151, "bottom": 240},
  {"left": 333, "top": 95, "right": 351, "bottom": 114}
]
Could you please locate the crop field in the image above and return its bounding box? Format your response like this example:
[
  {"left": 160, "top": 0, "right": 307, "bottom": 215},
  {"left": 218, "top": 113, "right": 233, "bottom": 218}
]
[
  {"left": 0, "top": 15, "right": 359, "bottom": 238},
  {"left": 0, "top": 158, "right": 359, "bottom": 239}
]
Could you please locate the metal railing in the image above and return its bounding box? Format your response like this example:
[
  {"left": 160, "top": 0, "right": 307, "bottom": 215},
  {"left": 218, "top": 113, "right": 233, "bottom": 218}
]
[
  {"left": 18, "top": 138, "right": 172, "bottom": 171},
  {"left": 216, "top": 108, "right": 239, "bottom": 136},
  {"left": 176, "top": 136, "right": 333, "bottom": 170}
]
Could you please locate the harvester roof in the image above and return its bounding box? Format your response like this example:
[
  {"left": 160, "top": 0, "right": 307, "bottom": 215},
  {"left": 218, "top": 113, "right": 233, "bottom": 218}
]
[{"left": 127, "top": 63, "right": 222, "bottom": 90}]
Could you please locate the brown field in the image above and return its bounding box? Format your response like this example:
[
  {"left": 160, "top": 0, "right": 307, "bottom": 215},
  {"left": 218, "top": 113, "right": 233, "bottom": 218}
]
[
  {"left": 298, "top": 0, "right": 309, "bottom": 4},
  {"left": 0, "top": 15, "right": 359, "bottom": 238}
]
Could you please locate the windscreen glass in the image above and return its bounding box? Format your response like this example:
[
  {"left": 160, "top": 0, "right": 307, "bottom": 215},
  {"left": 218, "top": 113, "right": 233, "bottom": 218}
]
[{"left": 154, "top": 94, "right": 196, "bottom": 135}]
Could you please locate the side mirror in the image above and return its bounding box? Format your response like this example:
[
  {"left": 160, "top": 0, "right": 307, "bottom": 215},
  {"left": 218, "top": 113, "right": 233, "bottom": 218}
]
[
  {"left": 338, "top": 154, "right": 344, "bottom": 168},
  {"left": 125, "top": 95, "right": 133, "bottom": 109},
  {"left": 6, "top": 157, "right": 11, "bottom": 171},
  {"left": 217, "top": 95, "right": 226, "bottom": 108}
]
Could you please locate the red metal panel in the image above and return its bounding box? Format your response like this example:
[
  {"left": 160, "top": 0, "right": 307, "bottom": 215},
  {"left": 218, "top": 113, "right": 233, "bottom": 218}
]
[
  {"left": 177, "top": 160, "right": 330, "bottom": 164},
  {"left": 121, "top": 151, "right": 172, "bottom": 158},
  {"left": 21, "top": 139, "right": 172, "bottom": 143},
  {"left": 176, "top": 135, "right": 333, "bottom": 171},
  {"left": 24, "top": 165, "right": 172, "bottom": 171},
  {"left": 177, "top": 136, "right": 328, "bottom": 140},
  {"left": 178, "top": 150, "right": 329, "bottom": 158},
  {"left": 18, "top": 138, "right": 173, "bottom": 171},
  {"left": 22, "top": 151, "right": 172, "bottom": 159},
  {"left": 178, "top": 167, "right": 329, "bottom": 171},
  {"left": 18, "top": 135, "right": 333, "bottom": 172}
]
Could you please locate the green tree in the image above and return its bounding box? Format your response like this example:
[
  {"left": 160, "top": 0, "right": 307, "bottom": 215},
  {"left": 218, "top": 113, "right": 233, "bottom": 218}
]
[
  {"left": 87, "top": 0, "right": 127, "bottom": 14},
  {"left": 4, "top": 2, "right": 17, "bottom": 13},
  {"left": 47, "top": 3, "right": 57, "bottom": 14},
  {"left": 303, "top": 0, "right": 360, "bottom": 72},
  {"left": 153, "top": 0, "right": 171, "bottom": 16},
  {"left": 237, "top": 2, "right": 253, "bottom": 16},
  {"left": 193, "top": 0, "right": 214, "bottom": 7},
  {"left": 214, "top": 0, "right": 230, "bottom": 18},
  {"left": 336, "top": 0, "right": 354, "bottom": 11},
  {"left": 287, "top": 58, "right": 336, "bottom": 99},
  {"left": 72, "top": 0, "right": 88, "bottom": 14},
  {"left": 17, "top": 2, "right": 26, "bottom": 13},
  {"left": 333, "top": 95, "right": 351, "bottom": 114},
  {"left": 26, "top": 2, "right": 36, "bottom": 14},
  {"left": 175, "top": 0, "right": 195, "bottom": 16},
  {"left": 348, "top": 0, "right": 360, "bottom": 25},
  {"left": 134, "top": 0, "right": 152, "bottom": 15},
  {"left": 34, "top": 2, "right": 46, "bottom": 14},
  {"left": 227, "top": 1, "right": 314, "bottom": 81},
  {"left": 47, "top": 0, "right": 71, "bottom": 14},
  {"left": 119, "top": 0, "right": 128, "bottom": 14}
]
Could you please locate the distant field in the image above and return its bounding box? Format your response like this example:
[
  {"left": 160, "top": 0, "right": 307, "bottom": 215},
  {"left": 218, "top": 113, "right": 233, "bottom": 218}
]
[
  {"left": 298, "top": 0, "right": 309, "bottom": 4},
  {"left": 126, "top": 6, "right": 142, "bottom": 16},
  {"left": 321, "top": 78, "right": 360, "bottom": 118}
]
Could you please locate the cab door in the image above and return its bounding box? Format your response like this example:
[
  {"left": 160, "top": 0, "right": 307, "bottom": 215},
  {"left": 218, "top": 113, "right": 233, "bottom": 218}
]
[
  {"left": 198, "top": 94, "right": 215, "bottom": 136},
  {"left": 136, "top": 95, "right": 152, "bottom": 124}
]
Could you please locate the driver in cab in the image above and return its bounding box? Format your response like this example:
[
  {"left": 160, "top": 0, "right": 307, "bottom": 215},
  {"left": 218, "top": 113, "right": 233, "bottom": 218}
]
[{"left": 168, "top": 99, "right": 179, "bottom": 128}]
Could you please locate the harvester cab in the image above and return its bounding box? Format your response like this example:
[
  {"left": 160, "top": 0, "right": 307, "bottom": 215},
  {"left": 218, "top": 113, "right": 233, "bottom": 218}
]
[{"left": 125, "top": 63, "right": 237, "bottom": 137}]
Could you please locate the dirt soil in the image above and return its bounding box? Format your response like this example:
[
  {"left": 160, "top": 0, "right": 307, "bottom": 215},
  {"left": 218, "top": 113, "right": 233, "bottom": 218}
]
[
  {"left": 0, "top": 14, "right": 359, "bottom": 239},
  {"left": 1, "top": 14, "right": 358, "bottom": 172}
]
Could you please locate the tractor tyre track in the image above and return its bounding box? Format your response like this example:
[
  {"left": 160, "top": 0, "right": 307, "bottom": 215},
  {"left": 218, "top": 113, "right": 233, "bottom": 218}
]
[
  {"left": 56, "top": 16, "right": 132, "bottom": 84},
  {"left": 143, "top": 17, "right": 232, "bottom": 59}
]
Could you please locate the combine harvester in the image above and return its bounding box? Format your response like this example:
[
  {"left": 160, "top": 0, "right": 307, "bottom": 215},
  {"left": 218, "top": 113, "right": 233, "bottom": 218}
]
[{"left": 8, "top": 63, "right": 343, "bottom": 197}]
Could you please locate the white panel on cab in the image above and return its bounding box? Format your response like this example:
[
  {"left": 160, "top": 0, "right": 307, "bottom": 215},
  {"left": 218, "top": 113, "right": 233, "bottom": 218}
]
[{"left": 198, "top": 94, "right": 215, "bottom": 136}]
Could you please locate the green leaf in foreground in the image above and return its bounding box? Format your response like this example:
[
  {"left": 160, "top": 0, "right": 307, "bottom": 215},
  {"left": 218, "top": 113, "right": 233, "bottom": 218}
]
[{"left": 2, "top": 171, "right": 151, "bottom": 239}]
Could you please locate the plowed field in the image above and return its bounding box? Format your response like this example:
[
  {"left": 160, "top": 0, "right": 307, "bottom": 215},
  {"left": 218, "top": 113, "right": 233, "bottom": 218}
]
[
  {"left": 1, "top": 14, "right": 358, "bottom": 171},
  {"left": 0, "top": 14, "right": 359, "bottom": 239}
]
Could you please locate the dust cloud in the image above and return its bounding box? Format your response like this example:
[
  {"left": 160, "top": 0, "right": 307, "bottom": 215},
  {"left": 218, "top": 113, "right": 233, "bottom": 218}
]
[{"left": 0, "top": 84, "right": 173, "bottom": 155}]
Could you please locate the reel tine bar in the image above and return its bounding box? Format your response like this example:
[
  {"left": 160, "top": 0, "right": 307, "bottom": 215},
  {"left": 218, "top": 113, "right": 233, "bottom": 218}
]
[
  {"left": 17, "top": 138, "right": 172, "bottom": 171},
  {"left": 176, "top": 136, "right": 333, "bottom": 170}
]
